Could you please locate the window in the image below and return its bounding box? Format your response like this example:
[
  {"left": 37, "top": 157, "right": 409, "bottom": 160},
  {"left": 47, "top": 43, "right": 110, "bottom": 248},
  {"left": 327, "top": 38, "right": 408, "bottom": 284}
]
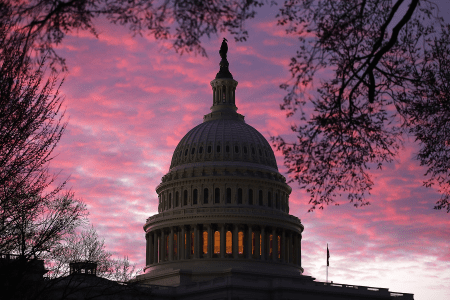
[
  {"left": 199, "top": 146, "right": 203, "bottom": 154},
  {"left": 208, "top": 146, "right": 212, "bottom": 153},
  {"left": 191, "top": 148, "right": 195, "bottom": 155},
  {"left": 227, "top": 188, "right": 232, "bottom": 204},
  {"left": 184, "top": 190, "right": 188, "bottom": 206},
  {"left": 268, "top": 192, "right": 272, "bottom": 207},
  {"left": 252, "top": 147, "right": 256, "bottom": 155},
  {"left": 259, "top": 190, "right": 263, "bottom": 206},
  {"left": 238, "top": 231, "right": 244, "bottom": 254},
  {"left": 203, "top": 231, "right": 208, "bottom": 254},
  {"left": 215, "top": 188, "right": 220, "bottom": 204},
  {"left": 235, "top": 145, "right": 239, "bottom": 153},
  {"left": 217, "top": 145, "right": 221, "bottom": 153},
  {"left": 226, "top": 145, "right": 230, "bottom": 153},
  {"left": 214, "top": 231, "right": 220, "bottom": 254},
  {"left": 175, "top": 191, "right": 179, "bottom": 207},
  {"left": 259, "top": 149, "right": 263, "bottom": 156},
  {"left": 226, "top": 231, "right": 232, "bottom": 254},
  {"left": 244, "top": 146, "right": 248, "bottom": 154},
  {"left": 193, "top": 189, "right": 198, "bottom": 205},
  {"left": 222, "top": 86, "right": 226, "bottom": 102},
  {"left": 238, "top": 188, "right": 243, "bottom": 204},
  {"left": 174, "top": 233, "right": 178, "bottom": 257},
  {"left": 248, "top": 189, "right": 253, "bottom": 205},
  {"left": 185, "top": 149, "right": 188, "bottom": 156},
  {"left": 204, "top": 188, "right": 209, "bottom": 204}
]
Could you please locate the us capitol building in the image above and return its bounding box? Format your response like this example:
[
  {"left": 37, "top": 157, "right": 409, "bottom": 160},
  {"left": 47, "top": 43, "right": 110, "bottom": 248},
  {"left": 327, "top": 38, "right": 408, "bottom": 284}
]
[{"left": 132, "top": 41, "right": 414, "bottom": 300}]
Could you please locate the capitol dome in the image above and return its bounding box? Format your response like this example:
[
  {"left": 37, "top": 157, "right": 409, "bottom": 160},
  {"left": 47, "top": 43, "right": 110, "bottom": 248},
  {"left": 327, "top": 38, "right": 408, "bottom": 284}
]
[
  {"left": 138, "top": 40, "right": 304, "bottom": 287},
  {"left": 169, "top": 117, "right": 278, "bottom": 172}
]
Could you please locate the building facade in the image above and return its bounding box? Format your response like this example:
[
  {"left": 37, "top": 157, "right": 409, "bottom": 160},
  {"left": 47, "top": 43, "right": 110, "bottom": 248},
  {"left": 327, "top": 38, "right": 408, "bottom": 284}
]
[{"left": 134, "top": 41, "right": 414, "bottom": 300}]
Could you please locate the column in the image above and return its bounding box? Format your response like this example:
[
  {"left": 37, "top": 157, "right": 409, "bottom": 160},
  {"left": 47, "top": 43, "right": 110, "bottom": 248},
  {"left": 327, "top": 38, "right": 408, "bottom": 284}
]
[
  {"left": 287, "top": 231, "right": 292, "bottom": 263},
  {"left": 145, "top": 234, "right": 149, "bottom": 265},
  {"left": 298, "top": 233, "right": 302, "bottom": 267},
  {"left": 153, "top": 231, "right": 159, "bottom": 263},
  {"left": 281, "top": 229, "right": 286, "bottom": 263},
  {"left": 207, "top": 224, "right": 213, "bottom": 258},
  {"left": 246, "top": 225, "right": 252, "bottom": 259},
  {"left": 148, "top": 233, "right": 154, "bottom": 265},
  {"left": 220, "top": 224, "right": 226, "bottom": 258},
  {"left": 194, "top": 225, "right": 199, "bottom": 259},
  {"left": 272, "top": 227, "right": 278, "bottom": 262},
  {"left": 185, "top": 225, "right": 191, "bottom": 259},
  {"left": 260, "top": 226, "right": 266, "bottom": 260},
  {"left": 160, "top": 229, "right": 165, "bottom": 262},
  {"left": 233, "top": 224, "right": 239, "bottom": 259},
  {"left": 180, "top": 226, "right": 185, "bottom": 260},
  {"left": 294, "top": 233, "right": 299, "bottom": 265},
  {"left": 254, "top": 228, "right": 260, "bottom": 259},
  {"left": 169, "top": 227, "right": 174, "bottom": 261}
]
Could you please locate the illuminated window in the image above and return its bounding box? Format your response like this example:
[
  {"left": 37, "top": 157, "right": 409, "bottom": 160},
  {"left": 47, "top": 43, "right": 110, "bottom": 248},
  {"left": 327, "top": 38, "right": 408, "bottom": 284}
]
[
  {"left": 166, "top": 235, "right": 169, "bottom": 259},
  {"left": 278, "top": 235, "right": 281, "bottom": 259},
  {"left": 203, "top": 231, "right": 208, "bottom": 254},
  {"left": 238, "top": 231, "right": 244, "bottom": 254},
  {"left": 226, "top": 231, "right": 232, "bottom": 254},
  {"left": 252, "top": 232, "right": 255, "bottom": 255},
  {"left": 191, "top": 232, "right": 194, "bottom": 255},
  {"left": 214, "top": 231, "right": 220, "bottom": 254},
  {"left": 174, "top": 233, "right": 178, "bottom": 257},
  {"left": 260, "top": 234, "right": 262, "bottom": 256},
  {"left": 269, "top": 234, "right": 273, "bottom": 258}
]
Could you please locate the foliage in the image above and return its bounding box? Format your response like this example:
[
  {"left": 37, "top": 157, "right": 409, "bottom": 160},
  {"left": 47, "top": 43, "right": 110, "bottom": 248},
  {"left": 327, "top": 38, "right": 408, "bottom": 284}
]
[
  {"left": 273, "top": 0, "right": 450, "bottom": 212},
  {"left": 3, "top": 0, "right": 272, "bottom": 71}
]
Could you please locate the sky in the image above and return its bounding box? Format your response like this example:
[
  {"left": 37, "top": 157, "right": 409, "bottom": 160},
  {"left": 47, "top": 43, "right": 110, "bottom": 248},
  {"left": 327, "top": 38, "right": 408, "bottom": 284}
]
[{"left": 48, "top": 2, "right": 450, "bottom": 300}]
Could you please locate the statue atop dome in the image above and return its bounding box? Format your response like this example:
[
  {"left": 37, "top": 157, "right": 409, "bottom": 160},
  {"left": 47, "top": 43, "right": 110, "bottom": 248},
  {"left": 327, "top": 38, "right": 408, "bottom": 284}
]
[
  {"left": 219, "top": 38, "right": 228, "bottom": 60},
  {"left": 216, "top": 38, "right": 233, "bottom": 79}
]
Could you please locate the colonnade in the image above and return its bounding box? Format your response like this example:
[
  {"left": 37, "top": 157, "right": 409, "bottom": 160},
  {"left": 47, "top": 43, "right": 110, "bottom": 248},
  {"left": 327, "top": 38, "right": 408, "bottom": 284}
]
[{"left": 145, "top": 224, "right": 302, "bottom": 267}]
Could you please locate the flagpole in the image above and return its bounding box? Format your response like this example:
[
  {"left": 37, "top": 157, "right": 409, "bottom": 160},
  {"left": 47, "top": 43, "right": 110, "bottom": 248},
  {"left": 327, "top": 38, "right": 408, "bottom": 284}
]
[{"left": 326, "top": 243, "right": 329, "bottom": 284}]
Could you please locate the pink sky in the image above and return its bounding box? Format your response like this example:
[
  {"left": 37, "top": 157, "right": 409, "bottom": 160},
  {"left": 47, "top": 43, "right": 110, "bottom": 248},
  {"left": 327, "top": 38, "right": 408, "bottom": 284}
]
[{"left": 49, "top": 3, "right": 450, "bottom": 300}]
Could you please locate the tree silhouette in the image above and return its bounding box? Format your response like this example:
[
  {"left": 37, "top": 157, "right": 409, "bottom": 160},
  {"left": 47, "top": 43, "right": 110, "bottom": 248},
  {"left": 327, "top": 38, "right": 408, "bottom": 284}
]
[
  {"left": 273, "top": 0, "right": 450, "bottom": 212},
  {"left": 3, "top": 0, "right": 269, "bottom": 71}
]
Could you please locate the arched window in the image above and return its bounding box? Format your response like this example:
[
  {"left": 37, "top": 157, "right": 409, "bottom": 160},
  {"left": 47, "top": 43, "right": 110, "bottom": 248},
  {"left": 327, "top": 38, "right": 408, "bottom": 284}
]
[
  {"left": 237, "top": 188, "right": 243, "bottom": 204},
  {"left": 203, "top": 231, "right": 208, "bottom": 254},
  {"left": 215, "top": 188, "right": 220, "bottom": 204},
  {"left": 193, "top": 189, "right": 198, "bottom": 205},
  {"left": 175, "top": 191, "right": 179, "bottom": 207},
  {"left": 226, "top": 231, "right": 232, "bottom": 254},
  {"left": 214, "top": 231, "right": 220, "bottom": 254},
  {"left": 226, "top": 145, "right": 230, "bottom": 153},
  {"left": 208, "top": 146, "right": 212, "bottom": 153},
  {"left": 226, "top": 188, "right": 232, "bottom": 204},
  {"left": 238, "top": 231, "right": 244, "bottom": 254},
  {"left": 174, "top": 233, "right": 178, "bottom": 257},
  {"left": 216, "top": 145, "right": 221, "bottom": 153},
  {"left": 248, "top": 189, "right": 253, "bottom": 205},
  {"left": 199, "top": 146, "right": 203, "bottom": 154},
  {"left": 183, "top": 190, "right": 188, "bottom": 206},
  {"left": 268, "top": 191, "right": 272, "bottom": 207},
  {"left": 204, "top": 188, "right": 209, "bottom": 204},
  {"left": 259, "top": 190, "right": 263, "bottom": 206}
]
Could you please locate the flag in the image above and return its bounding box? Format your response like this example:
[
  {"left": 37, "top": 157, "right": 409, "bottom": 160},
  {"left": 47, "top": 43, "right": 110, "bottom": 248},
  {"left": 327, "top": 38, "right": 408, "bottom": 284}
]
[{"left": 327, "top": 243, "right": 330, "bottom": 267}]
